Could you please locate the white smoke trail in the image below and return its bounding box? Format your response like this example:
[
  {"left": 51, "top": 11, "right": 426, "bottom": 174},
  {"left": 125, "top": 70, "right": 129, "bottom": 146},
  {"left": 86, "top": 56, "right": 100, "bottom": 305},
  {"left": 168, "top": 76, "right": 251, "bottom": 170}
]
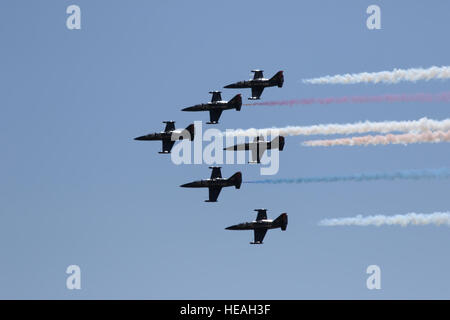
[
  {"left": 303, "top": 130, "right": 450, "bottom": 147},
  {"left": 303, "top": 66, "right": 450, "bottom": 85},
  {"left": 224, "top": 117, "right": 450, "bottom": 137},
  {"left": 319, "top": 212, "right": 450, "bottom": 227}
]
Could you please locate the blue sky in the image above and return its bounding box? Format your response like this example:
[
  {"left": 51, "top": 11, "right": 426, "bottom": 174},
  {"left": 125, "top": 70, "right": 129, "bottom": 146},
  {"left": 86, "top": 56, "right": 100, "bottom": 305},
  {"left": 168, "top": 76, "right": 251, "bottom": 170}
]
[{"left": 1, "top": 0, "right": 450, "bottom": 299}]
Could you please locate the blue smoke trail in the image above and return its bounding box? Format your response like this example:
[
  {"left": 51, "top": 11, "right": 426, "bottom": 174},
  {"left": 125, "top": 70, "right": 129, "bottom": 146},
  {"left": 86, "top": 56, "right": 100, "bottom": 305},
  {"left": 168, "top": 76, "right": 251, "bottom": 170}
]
[{"left": 245, "top": 168, "right": 450, "bottom": 184}]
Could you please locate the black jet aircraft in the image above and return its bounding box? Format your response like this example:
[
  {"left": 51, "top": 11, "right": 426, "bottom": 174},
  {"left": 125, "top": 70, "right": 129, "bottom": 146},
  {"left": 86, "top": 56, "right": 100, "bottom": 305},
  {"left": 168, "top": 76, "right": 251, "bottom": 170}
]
[
  {"left": 134, "top": 121, "right": 195, "bottom": 154},
  {"left": 226, "top": 209, "right": 288, "bottom": 244},
  {"left": 180, "top": 166, "right": 242, "bottom": 202},
  {"left": 223, "top": 135, "right": 285, "bottom": 164},
  {"left": 224, "top": 70, "right": 284, "bottom": 100},
  {"left": 182, "top": 91, "right": 242, "bottom": 124}
]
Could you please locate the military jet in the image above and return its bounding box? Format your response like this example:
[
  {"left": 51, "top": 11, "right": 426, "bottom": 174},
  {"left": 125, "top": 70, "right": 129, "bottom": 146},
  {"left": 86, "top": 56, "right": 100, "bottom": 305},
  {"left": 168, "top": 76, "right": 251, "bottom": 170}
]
[
  {"left": 181, "top": 91, "right": 242, "bottom": 124},
  {"left": 226, "top": 209, "right": 288, "bottom": 244},
  {"left": 134, "top": 121, "right": 194, "bottom": 154},
  {"left": 224, "top": 135, "right": 285, "bottom": 164},
  {"left": 224, "top": 70, "right": 284, "bottom": 100},
  {"left": 180, "top": 166, "right": 242, "bottom": 202}
]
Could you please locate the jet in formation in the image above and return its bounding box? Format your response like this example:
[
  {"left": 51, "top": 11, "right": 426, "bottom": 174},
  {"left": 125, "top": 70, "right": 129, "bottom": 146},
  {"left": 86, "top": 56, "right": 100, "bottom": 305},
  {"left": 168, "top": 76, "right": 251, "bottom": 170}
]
[
  {"left": 134, "top": 121, "right": 195, "bottom": 154},
  {"left": 224, "top": 135, "right": 285, "bottom": 164},
  {"left": 180, "top": 167, "right": 242, "bottom": 202},
  {"left": 224, "top": 70, "right": 284, "bottom": 100},
  {"left": 182, "top": 91, "right": 242, "bottom": 124},
  {"left": 226, "top": 209, "right": 288, "bottom": 244}
]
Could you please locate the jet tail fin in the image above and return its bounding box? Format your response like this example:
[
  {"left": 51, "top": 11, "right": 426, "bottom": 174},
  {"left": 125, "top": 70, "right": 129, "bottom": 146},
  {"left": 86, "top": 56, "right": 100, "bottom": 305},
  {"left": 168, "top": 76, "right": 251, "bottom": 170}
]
[
  {"left": 228, "top": 172, "right": 242, "bottom": 189},
  {"left": 269, "top": 136, "right": 285, "bottom": 151},
  {"left": 269, "top": 71, "right": 284, "bottom": 88},
  {"left": 273, "top": 213, "right": 288, "bottom": 231},
  {"left": 184, "top": 124, "right": 195, "bottom": 141},
  {"left": 228, "top": 94, "right": 242, "bottom": 111}
]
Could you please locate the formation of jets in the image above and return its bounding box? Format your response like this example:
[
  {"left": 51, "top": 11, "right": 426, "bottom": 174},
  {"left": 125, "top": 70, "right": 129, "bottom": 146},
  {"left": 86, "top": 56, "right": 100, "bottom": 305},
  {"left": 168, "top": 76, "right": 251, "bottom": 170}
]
[{"left": 134, "top": 70, "right": 288, "bottom": 244}]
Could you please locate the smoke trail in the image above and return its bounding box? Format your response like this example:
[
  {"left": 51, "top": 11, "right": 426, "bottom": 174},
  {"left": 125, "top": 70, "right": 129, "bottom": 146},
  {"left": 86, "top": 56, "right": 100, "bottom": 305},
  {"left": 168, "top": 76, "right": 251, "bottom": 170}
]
[
  {"left": 224, "top": 117, "right": 450, "bottom": 137},
  {"left": 245, "top": 168, "right": 450, "bottom": 184},
  {"left": 319, "top": 212, "right": 450, "bottom": 227},
  {"left": 244, "top": 92, "right": 450, "bottom": 107},
  {"left": 303, "top": 65, "right": 450, "bottom": 85},
  {"left": 303, "top": 130, "right": 450, "bottom": 147}
]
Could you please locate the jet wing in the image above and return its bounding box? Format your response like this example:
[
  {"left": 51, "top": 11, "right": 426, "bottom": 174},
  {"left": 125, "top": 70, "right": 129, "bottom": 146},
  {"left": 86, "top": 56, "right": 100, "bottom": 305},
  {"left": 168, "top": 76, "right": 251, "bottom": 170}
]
[
  {"left": 251, "top": 87, "right": 264, "bottom": 100},
  {"left": 210, "top": 167, "right": 222, "bottom": 179},
  {"left": 207, "top": 187, "right": 222, "bottom": 202},
  {"left": 164, "top": 122, "right": 175, "bottom": 132},
  {"left": 161, "top": 139, "right": 175, "bottom": 153},
  {"left": 211, "top": 91, "right": 222, "bottom": 102},
  {"left": 253, "top": 229, "right": 267, "bottom": 244},
  {"left": 253, "top": 70, "right": 264, "bottom": 79},
  {"left": 251, "top": 143, "right": 267, "bottom": 163},
  {"left": 208, "top": 110, "right": 223, "bottom": 124}
]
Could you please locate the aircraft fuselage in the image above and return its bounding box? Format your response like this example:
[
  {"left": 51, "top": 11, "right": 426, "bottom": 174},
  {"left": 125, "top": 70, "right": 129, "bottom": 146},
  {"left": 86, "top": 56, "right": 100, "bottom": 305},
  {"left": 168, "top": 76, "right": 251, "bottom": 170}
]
[
  {"left": 224, "top": 78, "right": 272, "bottom": 89},
  {"left": 180, "top": 178, "right": 234, "bottom": 188},
  {"left": 226, "top": 219, "right": 279, "bottom": 231},
  {"left": 182, "top": 101, "right": 236, "bottom": 112},
  {"left": 134, "top": 131, "right": 171, "bottom": 141},
  {"left": 134, "top": 129, "right": 188, "bottom": 141}
]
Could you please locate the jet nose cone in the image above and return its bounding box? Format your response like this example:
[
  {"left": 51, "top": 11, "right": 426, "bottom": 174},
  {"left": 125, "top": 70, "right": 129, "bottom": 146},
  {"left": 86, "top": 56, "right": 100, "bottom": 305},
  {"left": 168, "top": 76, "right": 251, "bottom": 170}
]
[
  {"left": 224, "top": 83, "right": 236, "bottom": 89},
  {"left": 180, "top": 182, "right": 194, "bottom": 188},
  {"left": 134, "top": 135, "right": 147, "bottom": 141}
]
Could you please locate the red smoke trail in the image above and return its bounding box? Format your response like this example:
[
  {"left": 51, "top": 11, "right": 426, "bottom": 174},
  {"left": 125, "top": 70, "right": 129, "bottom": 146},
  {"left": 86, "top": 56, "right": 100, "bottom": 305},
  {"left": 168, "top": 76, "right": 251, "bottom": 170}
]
[{"left": 244, "top": 92, "right": 450, "bottom": 107}]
